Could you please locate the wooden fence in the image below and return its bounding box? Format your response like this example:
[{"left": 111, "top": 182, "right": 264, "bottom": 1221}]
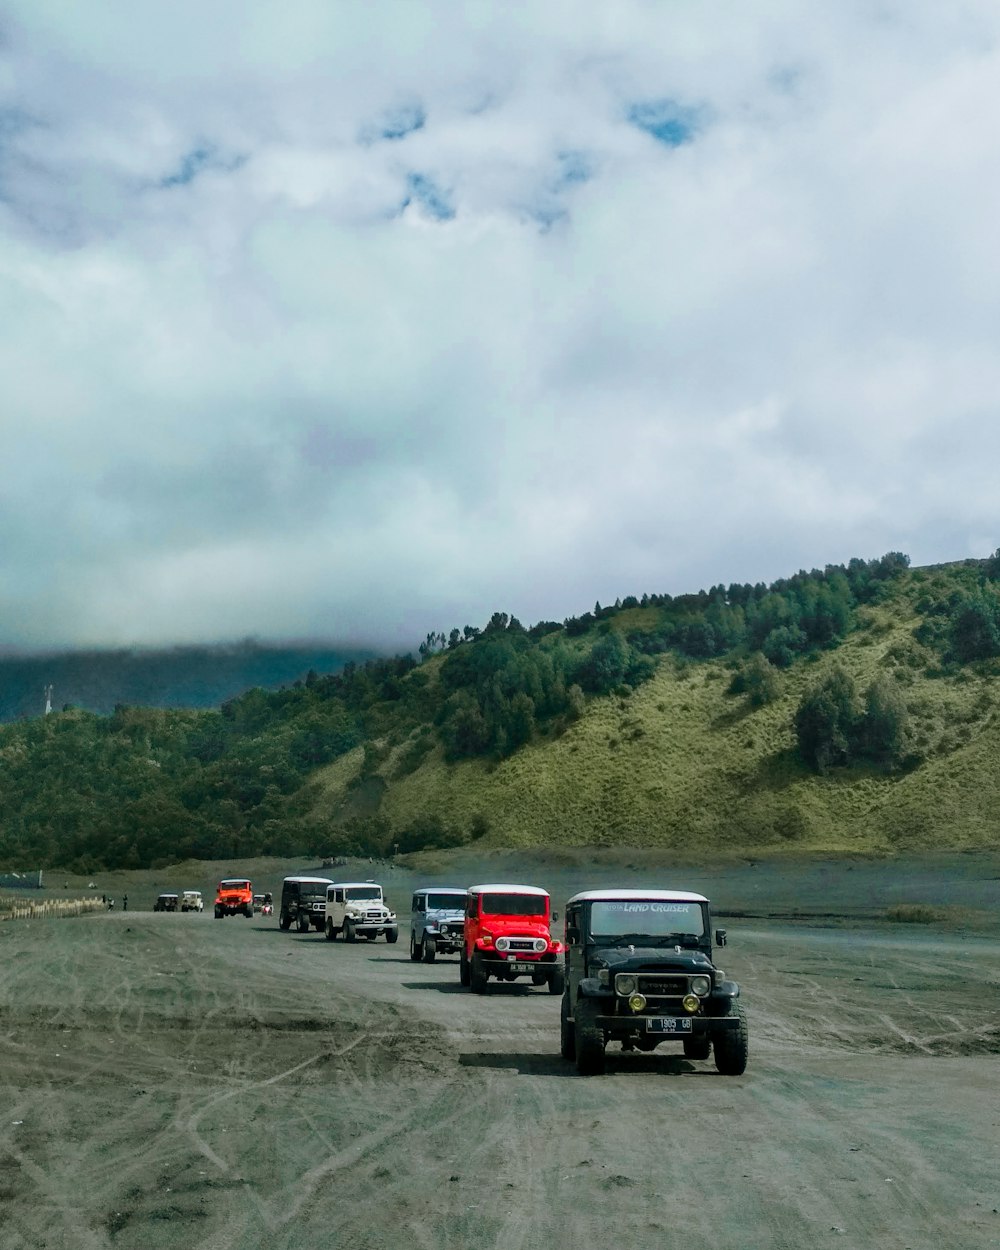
[{"left": 0, "top": 895, "right": 107, "bottom": 922}]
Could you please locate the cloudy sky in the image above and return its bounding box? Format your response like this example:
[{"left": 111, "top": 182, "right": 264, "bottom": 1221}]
[{"left": 2, "top": 1, "right": 1000, "bottom": 652}]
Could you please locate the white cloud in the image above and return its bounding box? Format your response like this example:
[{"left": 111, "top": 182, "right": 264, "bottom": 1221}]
[{"left": 2, "top": 0, "right": 1000, "bottom": 649}]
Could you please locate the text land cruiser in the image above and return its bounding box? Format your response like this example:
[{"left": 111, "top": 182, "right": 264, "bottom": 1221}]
[
  {"left": 410, "top": 887, "right": 467, "bottom": 962},
  {"left": 560, "top": 889, "right": 748, "bottom": 1076},
  {"left": 461, "top": 884, "right": 564, "bottom": 995}
]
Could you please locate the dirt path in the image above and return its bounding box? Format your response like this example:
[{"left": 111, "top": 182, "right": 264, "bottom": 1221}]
[{"left": 2, "top": 902, "right": 999, "bottom": 1249}]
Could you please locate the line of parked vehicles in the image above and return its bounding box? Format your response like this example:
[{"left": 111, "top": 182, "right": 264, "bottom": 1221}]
[{"left": 271, "top": 873, "right": 750, "bottom": 1077}]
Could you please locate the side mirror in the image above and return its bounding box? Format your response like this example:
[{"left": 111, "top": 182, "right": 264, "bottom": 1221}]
[
  {"left": 551, "top": 910, "right": 559, "bottom": 923},
  {"left": 715, "top": 928, "right": 728, "bottom": 948},
  {"left": 567, "top": 927, "right": 580, "bottom": 945}
]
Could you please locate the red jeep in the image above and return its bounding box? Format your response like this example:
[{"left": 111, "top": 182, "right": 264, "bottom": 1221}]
[
  {"left": 460, "top": 883, "right": 564, "bottom": 995},
  {"left": 214, "top": 879, "right": 254, "bottom": 919}
]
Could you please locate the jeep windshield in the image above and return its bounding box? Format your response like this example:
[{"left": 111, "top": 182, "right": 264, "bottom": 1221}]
[
  {"left": 481, "top": 894, "right": 547, "bottom": 917},
  {"left": 589, "top": 900, "right": 706, "bottom": 942},
  {"left": 345, "top": 887, "right": 382, "bottom": 901},
  {"left": 426, "top": 893, "right": 466, "bottom": 910}
]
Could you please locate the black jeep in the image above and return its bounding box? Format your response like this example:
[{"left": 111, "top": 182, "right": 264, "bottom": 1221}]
[{"left": 560, "top": 889, "right": 748, "bottom": 1076}]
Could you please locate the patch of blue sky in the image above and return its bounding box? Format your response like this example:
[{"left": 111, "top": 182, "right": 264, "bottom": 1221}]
[
  {"left": 554, "top": 149, "right": 592, "bottom": 189},
  {"left": 159, "top": 146, "right": 245, "bottom": 189},
  {"left": 363, "top": 102, "right": 426, "bottom": 144},
  {"left": 402, "top": 172, "right": 454, "bottom": 221},
  {"left": 627, "top": 99, "right": 702, "bottom": 147}
]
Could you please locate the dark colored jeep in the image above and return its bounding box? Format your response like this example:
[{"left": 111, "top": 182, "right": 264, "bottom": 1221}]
[{"left": 560, "top": 889, "right": 748, "bottom": 1076}]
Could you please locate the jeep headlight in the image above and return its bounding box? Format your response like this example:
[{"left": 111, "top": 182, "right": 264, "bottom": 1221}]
[
  {"left": 596, "top": 968, "right": 610, "bottom": 986},
  {"left": 615, "top": 974, "right": 638, "bottom": 996},
  {"left": 532, "top": 938, "right": 548, "bottom": 953},
  {"left": 690, "top": 975, "right": 711, "bottom": 997},
  {"left": 682, "top": 994, "right": 700, "bottom": 1014},
  {"left": 495, "top": 936, "right": 510, "bottom": 952}
]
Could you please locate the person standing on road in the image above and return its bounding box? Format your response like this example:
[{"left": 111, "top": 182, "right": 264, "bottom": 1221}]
[{"left": 123, "top": 894, "right": 128, "bottom": 912}]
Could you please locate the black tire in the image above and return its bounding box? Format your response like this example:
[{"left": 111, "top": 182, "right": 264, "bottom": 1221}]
[
  {"left": 531, "top": 971, "right": 547, "bottom": 987},
  {"left": 325, "top": 919, "right": 336, "bottom": 942},
  {"left": 385, "top": 928, "right": 398, "bottom": 944},
  {"left": 470, "top": 953, "right": 488, "bottom": 995},
  {"left": 279, "top": 912, "right": 291, "bottom": 931},
  {"left": 548, "top": 966, "right": 565, "bottom": 996},
  {"left": 297, "top": 913, "right": 310, "bottom": 933},
  {"left": 245, "top": 906, "right": 254, "bottom": 919},
  {"left": 459, "top": 948, "right": 471, "bottom": 987},
  {"left": 683, "top": 1035, "right": 712, "bottom": 1061},
  {"left": 422, "top": 936, "right": 436, "bottom": 963},
  {"left": 344, "top": 919, "right": 356, "bottom": 944},
  {"left": 409, "top": 931, "right": 422, "bottom": 962},
  {"left": 713, "top": 1004, "right": 749, "bottom": 1076},
  {"left": 560, "top": 991, "right": 576, "bottom": 1061},
  {"left": 214, "top": 906, "right": 223, "bottom": 919},
  {"left": 574, "top": 998, "right": 606, "bottom": 1076}
]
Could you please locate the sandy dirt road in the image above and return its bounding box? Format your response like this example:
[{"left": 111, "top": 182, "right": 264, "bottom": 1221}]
[{"left": 2, "top": 876, "right": 999, "bottom": 1250}]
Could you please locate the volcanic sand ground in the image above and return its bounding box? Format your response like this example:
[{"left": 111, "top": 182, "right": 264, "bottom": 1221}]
[{"left": 2, "top": 851, "right": 999, "bottom": 1249}]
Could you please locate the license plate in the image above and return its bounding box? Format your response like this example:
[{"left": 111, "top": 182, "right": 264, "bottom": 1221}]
[
  {"left": 510, "top": 961, "right": 534, "bottom": 972},
  {"left": 645, "top": 1017, "right": 693, "bottom": 1034}
]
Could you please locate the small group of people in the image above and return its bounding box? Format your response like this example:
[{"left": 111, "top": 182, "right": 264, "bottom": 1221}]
[{"left": 103, "top": 894, "right": 128, "bottom": 912}]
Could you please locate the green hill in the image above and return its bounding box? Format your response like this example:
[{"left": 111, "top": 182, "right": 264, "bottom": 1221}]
[
  {"left": 3, "top": 552, "right": 1000, "bottom": 871},
  {"left": 309, "top": 556, "right": 1000, "bottom": 857}
]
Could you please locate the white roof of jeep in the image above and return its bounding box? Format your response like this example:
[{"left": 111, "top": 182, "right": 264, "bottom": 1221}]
[
  {"left": 468, "top": 883, "right": 549, "bottom": 896},
  {"left": 283, "top": 875, "right": 334, "bottom": 884},
  {"left": 567, "top": 888, "right": 708, "bottom": 905},
  {"left": 330, "top": 881, "right": 384, "bottom": 890},
  {"left": 414, "top": 886, "right": 467, "bottom": 895},
  {"left": 182, "top": 890, "right": 201, "bottom": 897}
]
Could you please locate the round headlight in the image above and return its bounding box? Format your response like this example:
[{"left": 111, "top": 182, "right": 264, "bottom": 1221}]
[
  {"left": 628, "top": 993, "right": 647, "bottom": 1013},
  {"left": 690, "top": 975, "right": 711, "bottom": 997},
  {"left": 682, "top": 994, "right": 700, "bottom": 1014},
  {"left": 439, "top": 923, "right": 448, "bottom": 935},
  {"left": 533, "top": 937, "right": 548, "bottom": 953},
  {"left": 495, "top": 936, "right": 510, "bottom": 952},
  {"left": 615, "top": 974, "right": 638, "bottom": 996}
]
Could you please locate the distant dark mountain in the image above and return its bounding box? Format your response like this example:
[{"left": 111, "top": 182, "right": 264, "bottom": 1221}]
[{"left": 0, "top": 641, "right": 380, "bottom": 722}]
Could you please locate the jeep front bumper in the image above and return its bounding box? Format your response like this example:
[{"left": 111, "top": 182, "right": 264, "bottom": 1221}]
[{"left": 478, "top": 954, "right": 559, "bottom": 974}]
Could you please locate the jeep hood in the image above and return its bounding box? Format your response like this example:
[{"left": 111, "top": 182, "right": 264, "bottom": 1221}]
[{"left": 590, "top": 946, "right": 715, "bottom": 973}]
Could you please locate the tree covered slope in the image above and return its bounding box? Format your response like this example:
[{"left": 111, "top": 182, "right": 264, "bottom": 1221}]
[{"left": 3, "top": 553, "right": 1000, "bottom": 871}]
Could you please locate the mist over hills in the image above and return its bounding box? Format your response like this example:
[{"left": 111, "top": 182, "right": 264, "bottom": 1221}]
[{"left": 0, "top": 641, "right": 379, "bottom": 723}]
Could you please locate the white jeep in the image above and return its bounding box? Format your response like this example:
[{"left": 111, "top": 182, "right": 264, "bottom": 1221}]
[
  {"left": 180, "top": 891, "right": 204, "bottom": 913},
  {"left": 324, "top": 882, "right": 398, "bottom": 944}
]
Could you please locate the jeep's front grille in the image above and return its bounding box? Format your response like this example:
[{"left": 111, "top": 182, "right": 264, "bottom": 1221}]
[
  {"left": 507, "top": 938, "right": 540, "bottom": 952},
  {"left": 638, "top": 975, "right": 688, "bottom": 996},
  {"left": 360, "top": 909, "right": 388, "bottom": 923}
]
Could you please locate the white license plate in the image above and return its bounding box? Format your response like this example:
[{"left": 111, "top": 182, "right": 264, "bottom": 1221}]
[
  {"left": 509, "top": 961, "right": 535, "bottom": 972},
  {"left": 645, "top": 1017, "right": 693, "bottom": 1034}
]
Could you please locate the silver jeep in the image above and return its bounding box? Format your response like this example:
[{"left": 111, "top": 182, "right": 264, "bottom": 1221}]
[{"left": 409, "top": 887, "right": 467, "bottom": 963}]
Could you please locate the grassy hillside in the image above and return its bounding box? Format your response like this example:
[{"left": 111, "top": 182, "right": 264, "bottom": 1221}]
[
  {"left": 310, "top": 570, "right": 1000, "bottom": 856},
  {"left": 4, "top": 553, "right": 1000, "bottom": 871}
]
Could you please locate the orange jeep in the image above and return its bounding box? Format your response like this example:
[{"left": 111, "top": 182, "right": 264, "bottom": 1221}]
[{"left": 214, "top": 879, "right": 254, "bottom": 919}]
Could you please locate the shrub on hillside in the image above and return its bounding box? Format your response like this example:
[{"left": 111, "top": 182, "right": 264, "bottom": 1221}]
[
  {"left": 949, "top": 592, "right": 1000, "bottom": 663},
  {"left": 794, "top": 666, "right": 860, "bottom": 771},
  {"left": 794, "top": 668, "right": 910, "bottom": 772}
]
